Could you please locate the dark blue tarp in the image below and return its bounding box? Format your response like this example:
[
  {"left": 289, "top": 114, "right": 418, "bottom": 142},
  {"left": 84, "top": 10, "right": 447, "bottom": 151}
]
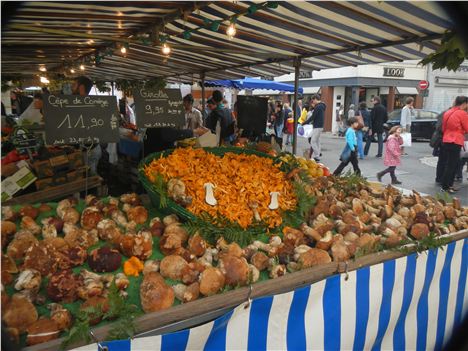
[{"left": 204, "top": 78, "right": 303, "bottom": 93}]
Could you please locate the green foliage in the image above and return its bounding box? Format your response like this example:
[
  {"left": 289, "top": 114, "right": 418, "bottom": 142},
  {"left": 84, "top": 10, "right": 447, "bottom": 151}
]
[
  {"left": 435, "top": 191, "right": 453, "bottom": 204},
  {"left": 61, "top": 307, "right": 98, "bottom": 349},
  {"left": 104, "top": 280, "right": 139, "bottom": 341},
  {"left": 61, "top": 282, "right": 139, "bottom": 349},
  {"left": 1, "top": 77, "right": 23, "bottom": 92},
  {"left": 95, "top": 80, "right": 112, "bottom": 93},
  {"left": 115, "top": 77, "right": 166, "bottom": 96},
  {"left": 388, "top": 233, "right": 451, "bottom": 256},
  {"left": 282, "top": 179, "right": 316, "bottom": 228},
  {"left": 150, "top": 173, "right": 168, "bottom": 208},
  {"left": 294, "top": 180, "right": 316, "bottom": 217},
  {"left": 420, "top": 31, "right": 468, "bottom": 71},
  {"left": 184, "top": 213, "right": 266, "bottom": 247}
]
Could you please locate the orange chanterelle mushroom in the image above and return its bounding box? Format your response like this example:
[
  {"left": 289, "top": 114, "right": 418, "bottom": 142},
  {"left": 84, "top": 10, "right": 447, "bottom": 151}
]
[{"left": 144, "top": 148, "right": 297, "bottom": 229}]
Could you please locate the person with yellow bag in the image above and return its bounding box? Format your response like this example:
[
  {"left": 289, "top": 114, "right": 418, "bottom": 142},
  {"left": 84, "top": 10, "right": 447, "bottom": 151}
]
[{"left": 298, "top": 102, "right": 309, "bottom": 124}]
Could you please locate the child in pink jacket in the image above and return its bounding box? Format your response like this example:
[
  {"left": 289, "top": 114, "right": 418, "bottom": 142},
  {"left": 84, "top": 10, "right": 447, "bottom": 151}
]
[{"left": 377, "top": 126, "right": 403, "bottom": 184}]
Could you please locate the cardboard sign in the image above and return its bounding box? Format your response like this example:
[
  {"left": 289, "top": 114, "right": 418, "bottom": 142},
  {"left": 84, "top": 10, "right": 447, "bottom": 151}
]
[
  {"left": 43, "top": 94, "right": 120, "bottom": 145},
  {"left": 237, "top": 95, "right": 268, "bottom": 134},
  {"left": 133, "top": 88, "right": 184, "bottom": 128},
  {"left": 1, "top": 166, "right": 37, "bottom": 201}
]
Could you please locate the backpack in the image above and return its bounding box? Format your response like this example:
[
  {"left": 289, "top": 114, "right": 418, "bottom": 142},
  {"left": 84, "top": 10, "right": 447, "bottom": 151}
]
[{"left": 429, "top": 112, "right": 445, "bottom": 148}]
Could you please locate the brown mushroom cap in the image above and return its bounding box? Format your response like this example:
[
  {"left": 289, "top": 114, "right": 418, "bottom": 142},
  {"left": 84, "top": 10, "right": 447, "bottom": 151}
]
[{"left": 140, "top": 272, "right": 175, "bottom": 313}]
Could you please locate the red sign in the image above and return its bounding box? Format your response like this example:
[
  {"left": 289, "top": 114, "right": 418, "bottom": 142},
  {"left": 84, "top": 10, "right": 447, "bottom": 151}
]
[{"left": 418, "top": 80, "right": 429, "bottom": 90}]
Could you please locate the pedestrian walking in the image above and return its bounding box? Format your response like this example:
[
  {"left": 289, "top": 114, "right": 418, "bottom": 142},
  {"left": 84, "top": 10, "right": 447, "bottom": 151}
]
[
  {"left": 440, "top": 96, "right": 468, "bottom": 193},
  {"left": 376, "top": 125, "right": 403, "bottom": 185},
  {"left": 284, "top": 111, "right": 294, "bottom": 146},
  {"left": 302, "top": 94, "right": 325, "bottom": 161},
  {"left": 364, "top": 96, "right": 388, "bottom": 157},
  {"left": 333, "top": 117, "right": 361, "bottom": 176},
  {"left": 400, "top": 97, "right": 414, "bottom": 133},
  {"left": 358, "top": 102, "right": 371, "bottom": 159},
  {"left": 347, "top": 104, "right": 355, "bottom": 119}
]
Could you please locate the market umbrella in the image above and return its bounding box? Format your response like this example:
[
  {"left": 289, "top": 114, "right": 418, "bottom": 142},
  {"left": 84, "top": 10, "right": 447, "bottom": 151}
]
[{"left": 204, "top": 78, "right": 303, "bottom": 93}]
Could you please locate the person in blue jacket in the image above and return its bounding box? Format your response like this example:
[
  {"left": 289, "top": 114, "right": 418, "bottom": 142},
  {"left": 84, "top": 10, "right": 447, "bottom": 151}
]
[{"left": 333, "top": 117, "right": 361, "bottom": 176}]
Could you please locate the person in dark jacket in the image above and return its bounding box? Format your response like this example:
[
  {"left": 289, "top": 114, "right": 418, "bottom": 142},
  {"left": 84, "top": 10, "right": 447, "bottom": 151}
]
[
  {"left": 205, "top": 90, "right": 234, "bottom": 145},
  {"left": 359, "top": 102, "right": 372, "bottom": 158},
  {"left": 143, "top": 127, "right": 207, "bottom": 156},
  {"left": 272, "top": 102, "right": 285, "bottom": 148},
  {"left": 365, "top": 96, "right": 388, "bottom": 157},
  {"left": 302, "top": 94, "right": 325, "bottom": 161}
]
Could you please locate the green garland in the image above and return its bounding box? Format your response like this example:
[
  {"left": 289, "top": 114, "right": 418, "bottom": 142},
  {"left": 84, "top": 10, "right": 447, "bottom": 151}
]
[
  {"left": 115, "top": 77, "right": 166, "bottom": 96},
  {"left": 184, "top": 213, "right": 268, "bottom": 247}
]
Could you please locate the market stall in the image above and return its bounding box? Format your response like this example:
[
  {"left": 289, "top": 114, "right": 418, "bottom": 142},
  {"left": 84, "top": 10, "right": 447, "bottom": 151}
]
[
  {"left": 2, "top": 144, "right": 467, "bottom": 351},
  {"left": 2, "top": 2, "right": 466, "bottom": 351}
]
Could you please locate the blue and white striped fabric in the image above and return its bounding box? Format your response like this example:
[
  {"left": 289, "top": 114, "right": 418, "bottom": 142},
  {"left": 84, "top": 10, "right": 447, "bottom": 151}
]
[{"left": 77, "top": 238, "right": 467, "bottom": 351}]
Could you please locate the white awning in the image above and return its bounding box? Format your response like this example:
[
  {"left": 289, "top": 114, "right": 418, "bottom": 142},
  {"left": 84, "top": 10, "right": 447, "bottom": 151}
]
[
  {"left": 396, "top": 87, "right": 418, "bottom": 95},
  {"left": 302, "top": 87, "right": 321, "bottom": 94}
]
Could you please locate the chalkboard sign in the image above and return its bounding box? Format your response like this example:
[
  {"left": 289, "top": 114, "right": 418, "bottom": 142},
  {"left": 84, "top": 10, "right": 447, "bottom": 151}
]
[
  {"left": 133, "top": 88, "right": 184, "bottom": 128},
  {"left": 237, "top": 96, "right": 268, "bottom": 134},
  {"left": 43, "top": 95, "right": 120, "bottom": 145}
]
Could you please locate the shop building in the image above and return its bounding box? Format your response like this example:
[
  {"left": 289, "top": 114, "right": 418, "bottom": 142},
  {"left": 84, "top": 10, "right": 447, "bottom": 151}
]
[
  {"left": 276, "top": 61, "right": 427, "bottom": 133},
  {"left": 424, "top": 60, "right": 468, "bottom": 112}
]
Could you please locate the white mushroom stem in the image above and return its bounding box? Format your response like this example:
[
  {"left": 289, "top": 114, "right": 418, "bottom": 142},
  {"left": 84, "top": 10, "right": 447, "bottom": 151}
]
[
  {"left": 249, "top": 201, "right": 261, "bottom": 222},
  {"left": 253, "top": 240, "right": 271, "bottom": 252},
  {"left": 204, "top": 183, "right": 217, "bottom": 206},
  {"left": 248, "top": 265, "right": 260, "bottom": 283},
  {"left": 269, "top": 236, "right": 282, "bottom": 247},
  {"left": 268, "top": 192, "right": 280, "bottom": 210}
]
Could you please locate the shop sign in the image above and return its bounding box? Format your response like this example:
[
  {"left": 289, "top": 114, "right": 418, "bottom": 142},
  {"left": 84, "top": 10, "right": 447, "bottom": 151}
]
[
  {"left": 383, "top": 67, "right": 405, "bottom": 77},
  {"left": 43, "top": 94, "right": 120, "bottom": 145},
  {"left": 299, "top": 71, "right": 313, "bottom": 79},
  {"left": 133, "top": 88, "right": 184, "bottom": 128}
]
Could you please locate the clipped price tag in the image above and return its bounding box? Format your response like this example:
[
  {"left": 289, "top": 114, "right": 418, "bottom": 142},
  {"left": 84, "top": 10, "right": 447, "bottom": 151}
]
[{"left": 98, "top": 339, "right": 131, "bottom": 351}]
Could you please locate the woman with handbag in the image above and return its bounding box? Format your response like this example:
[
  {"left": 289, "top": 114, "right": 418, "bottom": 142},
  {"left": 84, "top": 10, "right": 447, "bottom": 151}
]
[{"left": 333, "top": 117, "right": 361, "bottom": 176}]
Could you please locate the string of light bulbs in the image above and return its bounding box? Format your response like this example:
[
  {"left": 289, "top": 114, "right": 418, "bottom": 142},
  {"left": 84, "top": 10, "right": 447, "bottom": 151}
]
[{"left": 39, "top": 1, "right": 279, "bottom": 76}]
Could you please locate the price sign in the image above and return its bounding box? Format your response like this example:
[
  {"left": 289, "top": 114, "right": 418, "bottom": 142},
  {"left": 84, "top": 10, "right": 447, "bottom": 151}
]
[
  {"left": 133, "top": 88, "right": 184, "bottom": 128},
  {"left": 237, "top": 96, "right": 268, "bottom": 134},
  {"left": 43, "top": 95, "right": 120, "bottom": 145}
]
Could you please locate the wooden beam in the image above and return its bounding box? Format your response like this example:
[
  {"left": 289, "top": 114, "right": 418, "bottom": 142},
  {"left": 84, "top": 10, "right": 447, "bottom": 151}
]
[
  {"left": 4, "top": 176, "right": 103, "bottom": 205},
  {"left": 292, "top": 57, "right": 301, "bottom": 156}
]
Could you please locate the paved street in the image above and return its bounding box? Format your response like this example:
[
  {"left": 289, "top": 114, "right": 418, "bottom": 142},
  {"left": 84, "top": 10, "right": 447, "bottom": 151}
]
[{"left": 283, "top": 133, "right": 468, "bottom": 205}]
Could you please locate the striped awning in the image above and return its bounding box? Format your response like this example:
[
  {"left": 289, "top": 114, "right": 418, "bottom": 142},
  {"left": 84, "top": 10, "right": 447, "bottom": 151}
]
[{"left": 1, "top": 1, "right": 453, "bottom": 83}]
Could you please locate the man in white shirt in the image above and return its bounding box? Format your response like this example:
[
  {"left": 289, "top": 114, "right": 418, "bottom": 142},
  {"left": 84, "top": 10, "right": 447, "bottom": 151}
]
[
  {"left": 183, "top": 94, "right": 203, "bottom": 131},
  {"left": 400, "top": 96, "right": 414, "bottom": 133}
]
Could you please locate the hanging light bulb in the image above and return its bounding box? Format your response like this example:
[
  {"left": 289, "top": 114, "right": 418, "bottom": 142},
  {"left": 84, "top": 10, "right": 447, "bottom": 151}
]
[
  {"left": 226, "top": 23, "right": 236, "bottom": 39},
  {"left": 70, "top": 68, "right": 76, "bottom": 74},
  {"left": 162, "top": 43, "right": 171, "bottom": 55},
  {"left": 80, "top": 64, "right": 85, "bottom": 71},
  {"left": 39, "top": 66, "right": 47, "bottom": 72},
  {"left": 120, "top": 46, "right": 127, "bottom": 54},
  {"left": 40, "top": 77, "right": 50, "bottom": 84}
]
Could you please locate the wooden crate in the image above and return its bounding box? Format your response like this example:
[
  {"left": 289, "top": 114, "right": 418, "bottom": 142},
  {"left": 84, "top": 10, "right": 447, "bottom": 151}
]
[
  {"left": 49, "top": 154, "right": 70, "bottom": 173},
  {"left": 33, "top": 159, "right": 54, "bottom": 178},
  {"left": 67, "top": 150, "right": 84, "bottom": 169}
]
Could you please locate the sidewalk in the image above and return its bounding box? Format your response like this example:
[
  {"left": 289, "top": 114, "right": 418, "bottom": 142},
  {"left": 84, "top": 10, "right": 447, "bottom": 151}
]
[{"left": 284, "top": 133, "right": 468, "bottom": 205}]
